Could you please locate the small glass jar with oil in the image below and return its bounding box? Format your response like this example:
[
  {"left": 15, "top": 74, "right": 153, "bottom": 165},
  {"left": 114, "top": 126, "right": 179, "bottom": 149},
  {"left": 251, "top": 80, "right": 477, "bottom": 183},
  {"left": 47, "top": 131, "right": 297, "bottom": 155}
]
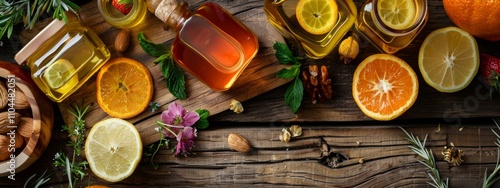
[
  {"left": 353, "top": 0, "right": 428, "bottom": 54},
  {"left": 264, "top": 0, "right": 357, "bottom": 59},
  {"left": 98, "top": 0, "right": 148, "bottom": 28},
  {"left": 15, "top": 14, "right": 110, "bottom": 102}
]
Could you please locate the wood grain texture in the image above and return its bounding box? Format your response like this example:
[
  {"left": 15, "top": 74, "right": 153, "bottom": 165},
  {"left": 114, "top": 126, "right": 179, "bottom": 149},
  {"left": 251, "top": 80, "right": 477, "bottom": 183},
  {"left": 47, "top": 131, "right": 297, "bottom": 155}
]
[{"left": 1, "top": 120, "right": 498, "bottom": 187}]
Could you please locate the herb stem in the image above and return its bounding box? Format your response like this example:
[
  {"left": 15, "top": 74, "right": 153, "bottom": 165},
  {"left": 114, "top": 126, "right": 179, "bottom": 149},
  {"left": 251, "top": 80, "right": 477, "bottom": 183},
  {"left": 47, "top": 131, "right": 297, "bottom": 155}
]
[{"left": 156, "top": 121, "right": 180, "bottom": 137}]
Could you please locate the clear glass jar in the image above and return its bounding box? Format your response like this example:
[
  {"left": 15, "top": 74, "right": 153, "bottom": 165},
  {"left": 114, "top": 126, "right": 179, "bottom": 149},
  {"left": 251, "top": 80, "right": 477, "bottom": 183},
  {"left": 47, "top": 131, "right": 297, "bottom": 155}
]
[
  {"left": 15, "top": 15, "right": 111, "bottom": 102},
  {"left": 147, "top": 0, "right": 259, "bottom": 91},
  {"left": 353, "top": 0, "right": 428, "bottom": 54},
  {"left": 98, "top": 0, "right": 149, "bottom": 28},
  {"left": 264, "top": 0, "right": 357, "bottom": 59}
]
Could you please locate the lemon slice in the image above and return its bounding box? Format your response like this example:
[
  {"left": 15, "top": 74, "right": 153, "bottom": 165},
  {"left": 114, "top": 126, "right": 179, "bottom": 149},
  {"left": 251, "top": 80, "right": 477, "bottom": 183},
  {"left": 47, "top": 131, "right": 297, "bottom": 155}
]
[
  {"left": 377, "top": 0, "right": 416, "bottom": 30},
  {"left": 418, "top": 27, "right": 479, "bottom": 93},
  {"left": 85, "top": 118, "right": 142, "bottom": 182},
  {"left": 43, "top": 59, "right": 78, "bottom": 93},
  {"left": 296, "top": 0, "right": 338, "bottom": 35}
]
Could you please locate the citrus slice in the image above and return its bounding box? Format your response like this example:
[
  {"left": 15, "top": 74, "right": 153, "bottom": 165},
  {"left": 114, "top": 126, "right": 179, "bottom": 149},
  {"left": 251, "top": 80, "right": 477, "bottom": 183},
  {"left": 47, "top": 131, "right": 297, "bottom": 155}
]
[
  {"left": 352, "top": 54, "right": 419, "bottom": 121},
  {"left": 43, "top": 59, "right": 78, "bottom": 93},
  {"left": 96, "top": 57, "right": 153, "bottom": 119},
  {"left": 296, "top": 0, "right": 338, "bottom": 35},
  {"left": 377, "top": 0, "right": 416, "bottom": 30},
  {"left": 418, "top": 27, "right": 479, "bottom": 93},
  {"left": 85, "top": 118, "right": 142, "bottom": 182}
]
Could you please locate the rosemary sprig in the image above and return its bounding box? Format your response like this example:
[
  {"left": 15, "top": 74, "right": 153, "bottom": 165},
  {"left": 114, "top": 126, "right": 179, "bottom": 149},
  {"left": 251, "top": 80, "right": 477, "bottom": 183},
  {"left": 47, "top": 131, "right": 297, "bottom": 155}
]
[
  {"left": 0, "top": 0, "right": 80, "bottom": 39},
  {"left": 400, "top": 127, "right": 449, "bottom": 188},
  {"left": 23, "top": 169, "right": 53, "bottom": 188},
  {"left": 483, "top": 118, "right": 500, "bottom": 188},
  {"left": 53, "top": 102, "right": 90, "bottom": 188}
]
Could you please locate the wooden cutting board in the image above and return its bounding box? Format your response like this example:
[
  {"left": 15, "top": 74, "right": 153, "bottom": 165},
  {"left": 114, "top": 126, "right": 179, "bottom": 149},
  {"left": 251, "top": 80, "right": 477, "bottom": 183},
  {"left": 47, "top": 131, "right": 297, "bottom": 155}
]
[{"left": 57, "top": 0, "right": 291, "bottom": 145}]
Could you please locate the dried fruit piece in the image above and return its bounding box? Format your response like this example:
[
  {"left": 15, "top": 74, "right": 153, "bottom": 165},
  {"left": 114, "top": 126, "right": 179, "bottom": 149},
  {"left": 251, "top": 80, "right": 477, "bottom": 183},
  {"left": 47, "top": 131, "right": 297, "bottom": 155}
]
[
  {"left": 289, "top": 125, "right": 302, "bottom": 137},
  {"left": 338, "top": 36, "right": 359, "bottom": 64},
  {"left": 229, "top": 99, "right": 244, "bottom": 114},
  {"left": 442, "top": 145, "right": 464, "bottom": 166},
  {"left": 279, "top": 128, "right": 291, "bottom": 142},
  {"left": 227, "top": 133, "right": 252, "bottom": 152},
  {"left": 301, "top": 65, "right": 333, "bottom": 104}
]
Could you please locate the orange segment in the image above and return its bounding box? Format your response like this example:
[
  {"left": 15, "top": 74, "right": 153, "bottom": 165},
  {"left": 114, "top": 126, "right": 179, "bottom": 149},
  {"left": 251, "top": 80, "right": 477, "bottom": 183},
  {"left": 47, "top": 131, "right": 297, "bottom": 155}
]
[
  {"left": 96, "top": 57, "right": 153, "bottom": 119},
  {"left": 352, "top": 54, "right": 418, "bottom": 121}
]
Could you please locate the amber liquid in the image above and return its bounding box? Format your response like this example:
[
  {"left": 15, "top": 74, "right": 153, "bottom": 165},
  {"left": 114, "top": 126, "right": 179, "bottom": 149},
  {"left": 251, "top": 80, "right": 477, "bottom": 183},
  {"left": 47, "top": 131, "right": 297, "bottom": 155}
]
[
  {"left": 264, "top": 0, "right": 357, "bottom": 59},
  {"left": 354, "top": 0, "right": 428, "bottom": 54},
  {"left": 27, "top": 23, "right": 110, "bottom": 102},
  {"left": 171, "top": 3, "right": 258, "bottom": 91}
]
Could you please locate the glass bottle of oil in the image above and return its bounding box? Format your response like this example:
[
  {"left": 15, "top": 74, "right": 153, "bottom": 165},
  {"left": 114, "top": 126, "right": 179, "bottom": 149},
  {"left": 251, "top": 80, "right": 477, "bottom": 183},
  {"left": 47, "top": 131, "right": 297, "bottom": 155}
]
[
  {"left": 146, "top": 0, "right": 259, "bottom": 91},
  {"left": 15, "top": 14, "right": 110, "bottom": 102},
  {"left": 264, "top": 0, "right": 357, "bottom": 59},
  {"left": 353, "top": 0, "right": 428, "bottom": 54}
]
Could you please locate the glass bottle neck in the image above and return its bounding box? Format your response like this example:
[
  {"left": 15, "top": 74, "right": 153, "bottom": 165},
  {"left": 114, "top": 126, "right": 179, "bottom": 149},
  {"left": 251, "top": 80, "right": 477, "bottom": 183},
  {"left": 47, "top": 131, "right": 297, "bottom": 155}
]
[{"left": 149, "top": 0, "right": 192, "bottom": 32}]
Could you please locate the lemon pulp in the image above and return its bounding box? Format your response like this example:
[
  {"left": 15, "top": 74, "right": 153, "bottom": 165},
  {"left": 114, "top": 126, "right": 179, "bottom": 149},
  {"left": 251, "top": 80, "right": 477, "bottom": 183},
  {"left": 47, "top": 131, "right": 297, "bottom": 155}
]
[
  {"left": 85, "top": 118, "right": 142, "bottom": 182},
  {"left": 43, "top": 59, "right": 78, "bottom": 94},
  {"left": 418, "top": 27, "right": 479, "bottom": 93},
  {"left": 296, "top": 0, "right": 339, "bottom": 35},
  {"left": 377, "top": 0, "right": 417, "bottom": 30}
]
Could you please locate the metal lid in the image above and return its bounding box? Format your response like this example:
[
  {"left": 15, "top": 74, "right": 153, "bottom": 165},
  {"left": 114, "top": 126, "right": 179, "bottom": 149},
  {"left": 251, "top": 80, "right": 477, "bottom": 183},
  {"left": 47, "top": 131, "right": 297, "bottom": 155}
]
[{"left": 14, "top": 19, "right": 66, "bottom": 65}]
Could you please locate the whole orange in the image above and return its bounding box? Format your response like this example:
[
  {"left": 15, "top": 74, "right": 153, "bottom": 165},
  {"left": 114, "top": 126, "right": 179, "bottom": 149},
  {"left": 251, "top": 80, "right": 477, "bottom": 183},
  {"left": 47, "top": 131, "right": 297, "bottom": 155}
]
[{"left": 443, "top": 0, "right": 500, "bottom": 42}]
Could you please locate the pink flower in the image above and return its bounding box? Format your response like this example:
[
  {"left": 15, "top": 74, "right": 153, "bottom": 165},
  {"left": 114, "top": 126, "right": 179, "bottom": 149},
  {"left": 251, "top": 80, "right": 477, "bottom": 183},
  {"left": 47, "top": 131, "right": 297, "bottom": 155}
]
[
  {"left": 158, "top": 102, "right": 199, "bottom": 156},
  {"left": 175, "top": 127, "right": 197, "bottom": 156},
  {"left": 161, "top": 102, "right": 199, "bottom": 138}
]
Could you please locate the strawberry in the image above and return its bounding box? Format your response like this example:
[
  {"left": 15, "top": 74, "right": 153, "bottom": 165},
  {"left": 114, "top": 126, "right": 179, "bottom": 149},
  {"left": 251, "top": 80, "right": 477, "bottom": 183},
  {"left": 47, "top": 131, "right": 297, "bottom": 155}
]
[
  {"left": 479, "top": 53, "right": 500, "bottom": 98},
  {"left": 111, "top": 0, "right": 133, "bottom": 15}
]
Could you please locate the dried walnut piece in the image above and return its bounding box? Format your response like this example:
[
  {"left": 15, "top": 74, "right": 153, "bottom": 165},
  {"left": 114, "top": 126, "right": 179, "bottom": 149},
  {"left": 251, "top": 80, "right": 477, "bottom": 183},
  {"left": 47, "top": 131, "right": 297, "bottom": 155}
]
[{"left": 301, "top": 65, "right": 333, "bottom": 104}]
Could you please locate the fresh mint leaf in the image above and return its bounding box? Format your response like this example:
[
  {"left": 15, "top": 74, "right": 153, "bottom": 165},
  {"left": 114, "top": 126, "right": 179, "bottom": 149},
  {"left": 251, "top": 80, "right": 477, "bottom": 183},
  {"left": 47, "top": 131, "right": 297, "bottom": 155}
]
[
  {"left": 138, "top": 32, "right": 170, "bottom": 57},
  {"left": 277, "top": 64, "right": 300, "bottom": 79},
  {"left": 194, "top": 109, "right": 210, "bottom": 129},
  {"left": 273, "top": 42, "right": 300, "bottom": 65},
  {"left": 284, "top": 76, "right": 303, "bottom": 113},
  {"left": 157, "top": 54, "right": 187, "bottom": 99}
]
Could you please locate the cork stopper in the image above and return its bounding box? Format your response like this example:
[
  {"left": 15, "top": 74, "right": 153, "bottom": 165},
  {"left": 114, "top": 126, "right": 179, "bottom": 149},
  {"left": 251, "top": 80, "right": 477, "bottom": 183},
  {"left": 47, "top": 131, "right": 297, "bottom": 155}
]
[{"left": 147, "top": 0, "right": 190, "bottom": 31}]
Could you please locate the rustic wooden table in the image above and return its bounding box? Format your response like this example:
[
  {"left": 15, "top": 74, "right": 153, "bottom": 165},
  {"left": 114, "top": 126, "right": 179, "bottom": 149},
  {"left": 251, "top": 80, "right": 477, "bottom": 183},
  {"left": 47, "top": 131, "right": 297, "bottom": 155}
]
[{"left": 2, "top": 0, "right": 500, "bottom": 187}]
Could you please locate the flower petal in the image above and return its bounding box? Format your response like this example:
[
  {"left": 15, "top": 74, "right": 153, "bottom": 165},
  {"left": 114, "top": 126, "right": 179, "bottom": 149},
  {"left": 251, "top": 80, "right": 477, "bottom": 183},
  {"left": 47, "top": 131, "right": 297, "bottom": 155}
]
[{"left": 182, "top": 111, "right": 200, "bottom": 127}]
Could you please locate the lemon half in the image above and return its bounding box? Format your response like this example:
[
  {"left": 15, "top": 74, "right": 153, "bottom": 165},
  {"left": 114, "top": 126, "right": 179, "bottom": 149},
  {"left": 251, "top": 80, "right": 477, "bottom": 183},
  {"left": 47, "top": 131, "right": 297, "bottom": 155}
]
[
  {"left": 377, "top": 0, "right": 417, "bottom": 30},
  {"left": 43, "top": 59, "right": 78, "bottom": 93},
  {"left": 85, "top": 118, "right": 142, "bottom": 182},
  {"left": 418, "top": 27, "right": 479, "bottom": 93},
  {"left": 296, "top": 0, "right": 338, "bottom": 35}
]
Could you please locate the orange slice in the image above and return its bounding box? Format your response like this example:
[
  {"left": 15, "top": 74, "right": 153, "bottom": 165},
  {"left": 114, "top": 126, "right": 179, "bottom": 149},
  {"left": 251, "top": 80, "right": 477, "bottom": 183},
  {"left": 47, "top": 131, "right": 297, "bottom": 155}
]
[
  {"left": 96, "top": 57, "right": 153, "bottom": 119},
  {"left": 352, "top": 54, "right": 418, "bottom": 121}
]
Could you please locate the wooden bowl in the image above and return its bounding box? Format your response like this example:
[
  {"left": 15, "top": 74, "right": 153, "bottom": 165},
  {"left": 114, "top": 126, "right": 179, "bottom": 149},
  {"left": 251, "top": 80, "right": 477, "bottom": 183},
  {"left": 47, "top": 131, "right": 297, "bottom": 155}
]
[{"left": 0, "top": 61, "right": 54, "bottom": 177}]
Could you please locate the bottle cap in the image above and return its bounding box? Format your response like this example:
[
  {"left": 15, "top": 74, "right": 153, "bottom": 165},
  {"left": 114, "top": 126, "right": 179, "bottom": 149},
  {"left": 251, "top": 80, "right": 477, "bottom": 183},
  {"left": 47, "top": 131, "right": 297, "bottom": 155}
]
[{"left": 14, "top": 19, "right": 66, "bottom": 65}]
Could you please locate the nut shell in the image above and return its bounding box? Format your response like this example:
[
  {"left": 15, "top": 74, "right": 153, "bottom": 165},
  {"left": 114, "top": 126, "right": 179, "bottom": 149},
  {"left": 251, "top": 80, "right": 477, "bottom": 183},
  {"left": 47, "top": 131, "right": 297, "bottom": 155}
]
[
  {"left": 228, "top": 133, "right": 252, "bottom": 152},
  {"left": 0, "top": 82, "right": 8, "bottom": 109},
  {"left": 115, "top": 29, "right": 131, "bottom": 53},
  {"left": 0, "top": 112, "right": 21, "bottom": 134},
  {"left": 14, "top": 89, "right": 30, "bottom": 110},
  {"left": 0, "top": 135, "right": 10, "bottom": 161},
  {"left": 17, "top": 117, "right": 33, "bottom": 138}
]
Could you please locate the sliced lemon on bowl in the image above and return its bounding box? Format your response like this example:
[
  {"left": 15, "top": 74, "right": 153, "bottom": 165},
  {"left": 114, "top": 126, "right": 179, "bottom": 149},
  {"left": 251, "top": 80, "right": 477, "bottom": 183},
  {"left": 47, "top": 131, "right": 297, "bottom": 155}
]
[
  {"left": 85, "top": 118, "right": 142, "bottom": 182},
  {"left": 296, "top": 0, "right": 338, "bottom": 35},
  {"left": 418, "top": 27, "right": 479, "bottom": 93},
  {"left": 43, "top": 59, "right": 78, "bottom": 94},
  {"left": 377, "top": 0, "right": 416, "bottom": 30}
]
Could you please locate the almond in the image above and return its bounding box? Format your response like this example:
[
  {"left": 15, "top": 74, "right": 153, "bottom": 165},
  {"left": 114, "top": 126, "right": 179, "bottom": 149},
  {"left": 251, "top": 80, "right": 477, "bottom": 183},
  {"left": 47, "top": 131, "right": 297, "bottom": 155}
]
[
  {"left": 14, "top": 131, "right": 24, "bottom": 149},
  {"left": 0, "top": 135, "right": 10, "bottom": 161},
  {"left": 227, "top": 133, "right": 252, "bottom": 152},
  {"left": 0, "top": 112, "right": 21, "bottom": 134},
  {"left": 14, "top": 88, "right": 30, "bottom": 110},
  {"left": 17, "top": 117, "right": 33, "bottom": 138},
  {"left": 115, "top": 29, "right": 131, "bottom": 52},
  {"left": 0, "top": 82, "right": 8, "bottom": 109}
]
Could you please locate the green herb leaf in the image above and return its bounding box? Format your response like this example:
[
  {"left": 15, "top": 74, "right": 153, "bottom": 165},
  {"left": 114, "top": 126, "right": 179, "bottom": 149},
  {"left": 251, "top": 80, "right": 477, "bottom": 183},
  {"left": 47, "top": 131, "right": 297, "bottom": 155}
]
[
  {"left": 284, "top": 76, "right": 303, "bottom": 113},
  {"left": 273, "top": 42, "right": 299, "bottom": 65},
  {"left": 276, "top": 64, "right": 300, "bottom": 79},
  {"left": 157, "top": 54, "right": 187, "bottom": 99},
  {"left": 138, "top": 32, "right": 170, "bottom": 57},
  {"left": 194, "top": 109, "right": 210, "bottom": 129}
]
